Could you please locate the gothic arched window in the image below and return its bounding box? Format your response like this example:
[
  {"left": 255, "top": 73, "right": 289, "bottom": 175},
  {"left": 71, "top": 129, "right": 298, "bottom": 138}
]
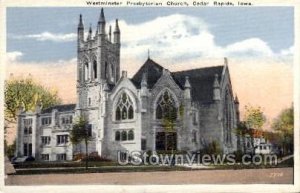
[
  {"left": 115, "top": 92, "right": 134, "bottom": 121},
  {"left": 192, "top": 130, "right": 197, "bottom": 143},
  {"left": 121, "top": 130, "right": 127, "bottom": 141},
  {"left": 128, "top": 130, "right": 134, "bottom": 140},
  {"left": 109, "top": 64, "right": 114, "bottom": 82},
  {"left": 84, "top": 62, "right": 89, "bottom": 81},
  {"left": 93, "top": 60, "right": 97, "bottom": 79},
  {"left": 155, "top": 90, "right": 177, "bottom": 120},
  {"left": 105, "top": 62, "right": 108, "bottom": 79},
  {"left": 115, "top": 131, "right": 120, "bottom": 141}
]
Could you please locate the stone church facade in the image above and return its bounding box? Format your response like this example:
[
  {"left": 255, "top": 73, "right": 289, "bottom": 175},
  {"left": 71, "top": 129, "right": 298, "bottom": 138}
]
[{"left": 16, "top": 9, "right": 240, "bottom": 161}]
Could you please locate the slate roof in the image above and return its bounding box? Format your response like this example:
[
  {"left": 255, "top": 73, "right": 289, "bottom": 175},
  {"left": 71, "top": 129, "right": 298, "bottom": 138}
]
[
  {"left": 172, "top": 66, "right": 223, "bottom": 103},
  {"left": 41, "top": 104, "right": 76, "bottom": 114},
  {"left": 131, "top": 58, "right": 164, "bottom": 89},
  {"left": 131, "top": 58, "right": 224, "bottom": 104}
]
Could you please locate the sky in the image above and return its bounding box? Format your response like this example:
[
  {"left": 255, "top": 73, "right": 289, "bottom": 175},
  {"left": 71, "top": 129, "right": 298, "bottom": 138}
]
[{"left": 5, "top": 7, "right": 294, "bottom": 142}]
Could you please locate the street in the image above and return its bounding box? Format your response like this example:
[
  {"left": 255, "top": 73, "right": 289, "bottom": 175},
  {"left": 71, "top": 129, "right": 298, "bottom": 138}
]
[{"left": 5, "top": 167, "right": 293, "bottom": 185}]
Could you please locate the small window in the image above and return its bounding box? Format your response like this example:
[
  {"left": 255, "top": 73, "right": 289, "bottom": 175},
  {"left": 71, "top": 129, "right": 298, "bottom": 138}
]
[
  {"left": 24, "top": 118, "right": 33, "bottom": 134},
  {"left": 28, "top": 126, "right": 32, "bottom": 134},
  {"left": 128, "top": 130, "right": 134, "bottom": 140},
  {"left": 28, "top": 143, "right": 32, "bottom": 156},
  {"left": 85, "top": 62, "right": 89, "bottom": 81},
  {"left": 56, "top": 154, "right": 66, "bottom": 161},
  {"left": 41, "top": 136, "right": 51, "bottom": 145},
  {"left": 57, "top": 135, "right": 68, "bottom": 145},
  {"left": 88, "top": 98, "right": 91, "bottom": 106},
  {"left": 115, "top": 131, "right": 120, "bottom": 141},
  {"left": 93, "top": 60, "right": 97, "bottom": 79},
  {"left": 24, "top": 127, "right": 28, "bottom": 135},
  {"left": 119, "top": 152, "right": 128, "bottom": 161},
  {"left": 42, "top": 117, "right": 52, "bottom": 126},
  {"left": 105, "top": 62, "right": 108, "bottom": 79},
  {"left": 121, "top": 131, "right": 127, "bottom": 141},
  {"left": 23, "top": 143, "right": 28, "bottom": 156},
  {"left": 41, "top": 154, "right": 49, "bottom": 161},
  {"left": 192, "top": 131, "right": 197, "bottom": 143},
  {"left": 61, "top": 115, "right": 73, "bottom": 125},
  {"left": 193, "top": 112, "right": 198, "bottom": 125},
  {"left": 141, "top": 139, "right": 146, "bottom": 150},
  {"left": 87, "top": 124, "right": 92, "bottom": 137}
]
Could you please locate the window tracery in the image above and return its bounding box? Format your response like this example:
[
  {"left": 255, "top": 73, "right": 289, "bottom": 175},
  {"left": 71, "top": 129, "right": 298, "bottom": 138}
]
[
  {"left": 155, "top": 90, "right": 177, "bottom": 120},
  {"left": 115, "top": 92, "right": 134, "bottom": 121}
]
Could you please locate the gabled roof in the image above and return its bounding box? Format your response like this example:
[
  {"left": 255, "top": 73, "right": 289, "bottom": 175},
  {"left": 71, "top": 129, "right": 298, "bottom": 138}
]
[
  {"left": 172, "top": 66, "right": 223, "bottom": 104},
  {"left": 131, "top": 58, "right": 164, "bottom": 89},
  {"left": 131, "top": 58, "right": 224, "bottom": 104},
  {"left": 41, "top": 104, "right": 76, "bottom": 114}
]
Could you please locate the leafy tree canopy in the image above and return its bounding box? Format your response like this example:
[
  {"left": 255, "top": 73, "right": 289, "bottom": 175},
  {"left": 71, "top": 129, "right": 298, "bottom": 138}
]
[
  {"left": 272, "top": 105, "right": 293, "bottom": 136},
  {"left": 5, "top": 77, "right": 61, "bottom": 123},
  {"left": 70, "top": 116, "right": 93, "bottom": 144},
  {"left": 243, "top": 105, "right": 266, "bottom": 130}
]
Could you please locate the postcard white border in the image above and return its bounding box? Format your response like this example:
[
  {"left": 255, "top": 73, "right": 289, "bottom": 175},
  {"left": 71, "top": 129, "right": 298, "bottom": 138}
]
[{"left": 0, "top": 0, "right": 299, "bottom": 192}]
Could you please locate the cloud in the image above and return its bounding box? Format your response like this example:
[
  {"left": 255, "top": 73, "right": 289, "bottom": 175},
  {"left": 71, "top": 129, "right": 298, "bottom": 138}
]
[
  {"left": 7, "top": 51, "right": 23, "bottom": 62},
  {"left": 11, "top": 32, "right": 76, "bottom": 42},
  {"left": 280, "top": 45, "right": 294, "bottom": 56},
  {"left": 224, "top": 38, "right": 274, "bottom": 57},
  {"left": 107, "top": 14, "right": 292, "bottom": 65},
  {"left": 9, "top": 14, "right": 293, "bottom": 64}
]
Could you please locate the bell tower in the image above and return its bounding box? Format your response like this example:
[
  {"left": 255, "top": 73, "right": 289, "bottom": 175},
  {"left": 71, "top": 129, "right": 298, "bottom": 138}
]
[{"left": 77, "top": 8, "right": 121, "bottom": 110}]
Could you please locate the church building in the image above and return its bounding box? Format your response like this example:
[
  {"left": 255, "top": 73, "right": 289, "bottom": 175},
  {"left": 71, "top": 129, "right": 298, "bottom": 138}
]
[{"left": 15, "top": 9, "right": 240, "bottom": 161}]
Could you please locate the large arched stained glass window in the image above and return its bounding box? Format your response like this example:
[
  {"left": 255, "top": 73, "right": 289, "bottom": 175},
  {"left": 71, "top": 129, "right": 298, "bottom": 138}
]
[
  {"left": 115, "top": 92, "right": 134, "bottom": 121},
  {"left": 156, "top": 90, "right": 178, "bottom": 120}
]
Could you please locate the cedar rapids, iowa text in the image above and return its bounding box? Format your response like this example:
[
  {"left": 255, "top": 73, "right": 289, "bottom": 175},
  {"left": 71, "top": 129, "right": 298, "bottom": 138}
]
[{"left": 86, "top": 1, "right": 253, "bottom": 7}]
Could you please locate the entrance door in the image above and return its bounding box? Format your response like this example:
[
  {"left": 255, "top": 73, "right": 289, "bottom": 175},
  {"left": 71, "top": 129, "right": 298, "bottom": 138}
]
[{"left": 156, "top": 132, "right": 177, "bottom": 151}]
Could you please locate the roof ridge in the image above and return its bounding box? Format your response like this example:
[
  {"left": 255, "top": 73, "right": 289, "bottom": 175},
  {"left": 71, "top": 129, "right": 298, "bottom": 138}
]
[
  {"left": 145, "top": 58, "right": 164, "bottom": 69},
  {"left": 171, "top": 65, "right": 224, "bottom": 74}
]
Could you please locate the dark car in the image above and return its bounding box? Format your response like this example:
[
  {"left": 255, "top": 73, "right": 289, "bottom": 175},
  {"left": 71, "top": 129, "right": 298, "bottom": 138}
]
[{"left": 11, "top": 156, "right": 35, "bottom": 164}]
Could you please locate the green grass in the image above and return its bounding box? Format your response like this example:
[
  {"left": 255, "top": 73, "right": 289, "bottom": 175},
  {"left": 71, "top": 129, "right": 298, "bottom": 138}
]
[
  {"left": 14, "top": 161, "right": 118, "bottom": 168},
  {"left": 15, "top": 165, "right": 191, "bottom": 175}
]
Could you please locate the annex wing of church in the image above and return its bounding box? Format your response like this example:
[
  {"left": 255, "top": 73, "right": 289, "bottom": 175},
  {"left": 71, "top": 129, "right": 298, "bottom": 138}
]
[{"left": 16, "top": 9, "right": 240, "bottom": 161}]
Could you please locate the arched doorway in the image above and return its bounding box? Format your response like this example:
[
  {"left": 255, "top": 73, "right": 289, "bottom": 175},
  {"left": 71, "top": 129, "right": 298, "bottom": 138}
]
[{"left": 155, "top": 132, "right": 177, "bottom": 151}]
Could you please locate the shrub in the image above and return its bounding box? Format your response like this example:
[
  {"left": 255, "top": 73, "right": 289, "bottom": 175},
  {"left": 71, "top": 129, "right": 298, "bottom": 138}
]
[
  {"left": 233, "top": 150, "right": 244, "bottom": 162},
  {"left": 81, "top": 152, "right": 112, "bottom": 162},
  {"left": 201, "top": 140, "right": 222, "bottom": 155},
  {"left": 73, "top": 153, "right": 85, "bottom": 161}
]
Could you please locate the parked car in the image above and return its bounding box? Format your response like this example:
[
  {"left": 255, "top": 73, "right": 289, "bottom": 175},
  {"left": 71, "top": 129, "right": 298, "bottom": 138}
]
[{"left": 11, "top": 156, "right": 35, "bottom": 164}]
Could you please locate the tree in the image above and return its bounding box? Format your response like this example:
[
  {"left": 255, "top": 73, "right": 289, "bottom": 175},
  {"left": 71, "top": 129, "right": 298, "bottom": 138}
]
[
  {"left": 236, "top": 106, "right": 266, "bottom": 154},
  {"left": 70, "top": 116, "right": 93, "bottom": 170},
  {"left": 5, "top": 139, "right": 16, "bottom": 160},
  {"left": 272, "top": 105, "right": 294, "bottom": 155},
  {"left": 244, "top": 105, "right": 266, "bottom": 130},
  {"left": 5, "top": 77, "right": 61, "bottom": 124}
]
